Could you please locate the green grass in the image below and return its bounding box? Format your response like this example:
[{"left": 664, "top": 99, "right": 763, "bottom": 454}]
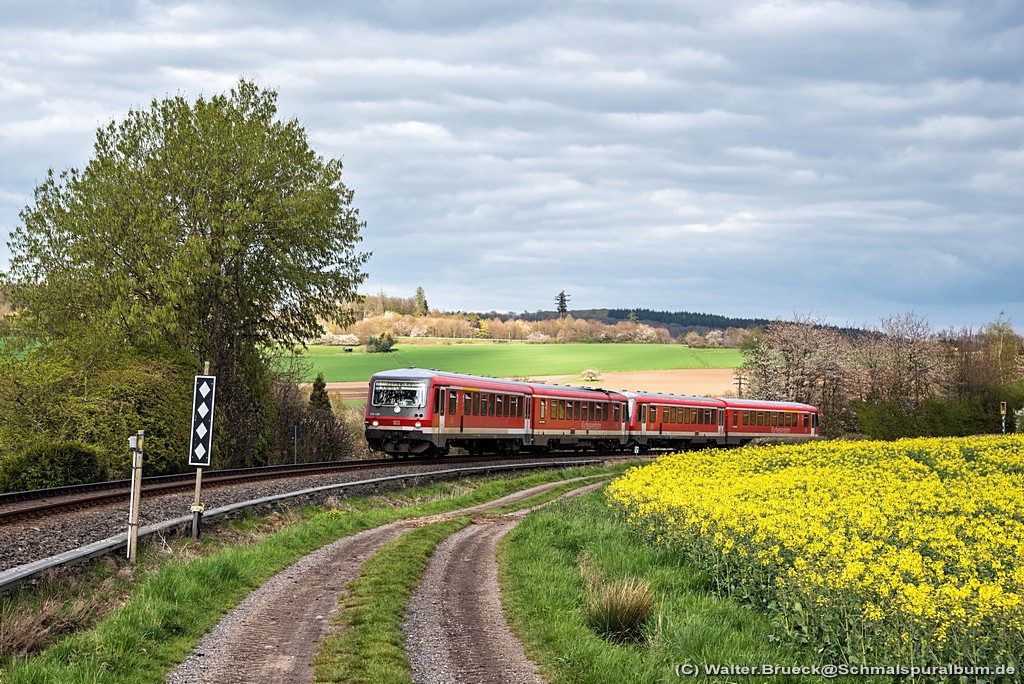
[
  {"left": 300, "top": 343, "right": 741, "bottom": 382},
  {"left": 0, "top": 466, "right": 627, "bottom": 683},
  {"left": 500, "top": 489, "right": 886, "bottom": 683}
]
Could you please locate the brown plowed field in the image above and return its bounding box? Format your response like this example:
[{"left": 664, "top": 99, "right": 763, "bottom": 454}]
[{"left": 327, "top": 368, "right": 737, "bottom": 401}]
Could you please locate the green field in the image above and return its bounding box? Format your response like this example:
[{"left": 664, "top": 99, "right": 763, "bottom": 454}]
[{"left": 300, "top": 342, "right": 742, "bottom": 382}]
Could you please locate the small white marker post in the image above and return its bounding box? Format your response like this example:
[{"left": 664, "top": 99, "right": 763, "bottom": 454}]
[
  {"left": 126, "top": 430, "right": 144, "bottom": 563},
  {"left": 189, "top": 363, "right": 216, "bottom": 539}
]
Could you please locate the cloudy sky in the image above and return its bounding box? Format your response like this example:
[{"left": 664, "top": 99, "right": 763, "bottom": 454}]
[{"left": 1, "top": 1, "right": 1021, "bottom": 331}]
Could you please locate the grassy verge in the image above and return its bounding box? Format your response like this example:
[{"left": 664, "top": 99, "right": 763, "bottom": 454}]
[
  {"left": 300, "top": 343, "right": 741, "bottom": 382},
  {"left": 0, "top": 465, "right": 629, "bottom": 683},
  {"left": 501, "top": 489, "right": 888, "bottom": 683}
]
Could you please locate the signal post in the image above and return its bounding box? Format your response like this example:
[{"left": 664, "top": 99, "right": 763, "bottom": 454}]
[{"left": 189, "top": 371, "right": 216, "bottom": 538}]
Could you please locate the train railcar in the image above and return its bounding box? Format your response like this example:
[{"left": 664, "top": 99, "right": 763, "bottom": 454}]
[
  {"left": 364, "top": 368, "right": 628, "bottom": 456},
  {"left": 365, "top": 367, "right": 820, "bottom": 456},
  {"left": 622, "top": 391, "right": 727, "bottom": 451},
  {"left": 529, "top": 382, "right": 629, "bottom": 453},
  {"left": 720, "top": 397, "right": 819, "bottom": 445}
]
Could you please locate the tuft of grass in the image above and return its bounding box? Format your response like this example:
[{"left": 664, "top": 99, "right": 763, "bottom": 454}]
[{"left": 580, "top": 559, "right": 656, "bottom": 644}]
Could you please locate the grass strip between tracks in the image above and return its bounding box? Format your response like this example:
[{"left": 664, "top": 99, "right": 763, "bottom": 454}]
[
  {"left": 500, "top": 489, "right": 850, "bottom": 684},
  {"left": 0, "top": 465, "right": 629, "bottom": 683}
]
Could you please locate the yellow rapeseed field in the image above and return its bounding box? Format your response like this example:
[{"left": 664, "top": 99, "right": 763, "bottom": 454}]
[{"left": 607, "top": 435, "right": 1024, "bottom": 670}]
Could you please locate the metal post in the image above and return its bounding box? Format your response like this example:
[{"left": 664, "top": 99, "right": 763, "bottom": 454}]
[
  {"left": 191, "top": 468, "right": 204, "bottom": 539},
  {"left": 127, "top": 430, "right": 144, "bottom": 562}
]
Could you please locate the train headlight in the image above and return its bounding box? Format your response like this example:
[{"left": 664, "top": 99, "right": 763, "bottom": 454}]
[
  {"left": 372, "top": 420, "right": 379, "bottom": 427},
  {"left": 414, "top": 421, "right": 422, "bottom": 428}
]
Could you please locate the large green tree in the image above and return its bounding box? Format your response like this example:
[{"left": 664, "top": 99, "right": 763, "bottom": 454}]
[{"left": 4, "top": 79, "right": 369, "bottom": 466}]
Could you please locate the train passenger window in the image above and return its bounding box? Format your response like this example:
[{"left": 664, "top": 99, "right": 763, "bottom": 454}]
[
  {"left": 582, "top": 403, "right": 589, "bottom": 421},
  {"left": 772, "top": 412, "right": 779, "bottom": 427},
  {"left": 473, "top": 393, "right": 480, "bottom": 416},
  {"left": 574, "top": 402, "right": 581, "bottom": 421},
  {"left": 448, "top": 391, "right": 458, "bottom": 415},
  {"left": 614, "top": 404, "right": 621, "bottom": 422},
  {"left": 803, "top": 413, "right": 809, "bottom": 428},
  {"left": 464, "top": 393, "right": 471, "bottom": 415},
  {"left": 558, "top": 401, "right": 565, "bottom": 420},
  {"left": 566, "top": 402, "right": 573, "bottom": 420},
  {"left": 757, "top": 412, "right": 764, "bottom": 426},
  {"left": 495, "top": 395, "right": 503, "bottom": 417},
  {"left": 540, "top": 399, "right": 546, "bottom": 419}
]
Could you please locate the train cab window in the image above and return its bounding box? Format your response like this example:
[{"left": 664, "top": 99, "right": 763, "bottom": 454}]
[
  {"left": 447, "top": 391, "right": 457, "bottom": 415},
  {"left": 803, "top": 413, "right": 810, "bottom": 428}
]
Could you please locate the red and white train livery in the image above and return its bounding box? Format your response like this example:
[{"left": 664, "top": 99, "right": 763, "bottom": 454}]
[{"left": 364, "top": 368, "right": 818, "bottom": 456}]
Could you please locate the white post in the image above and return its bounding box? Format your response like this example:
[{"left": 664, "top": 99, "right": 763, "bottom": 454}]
[{"left": 127, "top": 430, "right": 144, "bottom": 562}]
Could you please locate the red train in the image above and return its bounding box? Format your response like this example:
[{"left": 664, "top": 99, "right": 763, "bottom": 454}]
[{"left": 364, "top": 368, "right": 819, "bottom": 456}]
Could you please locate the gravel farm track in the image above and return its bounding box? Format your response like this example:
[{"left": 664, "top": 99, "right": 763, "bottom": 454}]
[
  {"left": 165, "top": 477, "right": 607, "bottom": 684},
  {"left": 328, "top": 367, "right": 737, "bottom": 400}
]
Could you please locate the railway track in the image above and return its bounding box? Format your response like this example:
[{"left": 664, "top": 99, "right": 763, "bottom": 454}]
[
  {"left": 0, "top": 455, "right": 613, "bottom": 593},
  {"left": 0, "top": 453, "right": 639, "bottom": 524}
]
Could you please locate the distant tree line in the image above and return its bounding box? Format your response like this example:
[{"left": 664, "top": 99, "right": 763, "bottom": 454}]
[{"left": 739, "top": 313, "right": 1024, "bottom": 439}]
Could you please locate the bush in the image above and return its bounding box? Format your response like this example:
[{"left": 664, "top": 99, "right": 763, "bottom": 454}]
[
  {"left": 365, "top": 332, "right": 396, "bottom": 353},
  {"left": 0, "top": 442, "right": 105, "bottom": 493}
]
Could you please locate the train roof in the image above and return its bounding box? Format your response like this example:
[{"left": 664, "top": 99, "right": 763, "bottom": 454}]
[
  {"left": 720, "top": 397, "right": 818, "bottom": 411},
  {"left": 368, "top": 368, "right": 626, "bottom": 400},
  {"left": 618, "top": 390, "right": 725, "bottom": 406}
]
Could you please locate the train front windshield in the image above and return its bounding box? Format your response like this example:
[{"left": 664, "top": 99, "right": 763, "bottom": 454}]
[{"left": 372, "top": 380, "right": 427, "bottom": 408}]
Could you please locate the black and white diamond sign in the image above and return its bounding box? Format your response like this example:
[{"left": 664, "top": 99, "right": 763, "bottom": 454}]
[{"left": 189, "top": 375, "right": 216, "bottom": 467}]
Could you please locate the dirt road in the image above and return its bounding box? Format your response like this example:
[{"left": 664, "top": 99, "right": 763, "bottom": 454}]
[{"left": 166, "top": 477, "right": 606, "bottom": 683}]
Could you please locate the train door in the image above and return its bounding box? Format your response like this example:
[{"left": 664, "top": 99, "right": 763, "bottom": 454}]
[
  {"left": 432, "top": 386, "right": 443, "bottom": 430},
  {"left": 523, "top": 393, "right": 532, "bottom": 446},
  {"left": 717, "top": 409, "right": 725, "bottom": 438},
  {"left": 639, "top": 403, "right": 649, "bottom": 440}
]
